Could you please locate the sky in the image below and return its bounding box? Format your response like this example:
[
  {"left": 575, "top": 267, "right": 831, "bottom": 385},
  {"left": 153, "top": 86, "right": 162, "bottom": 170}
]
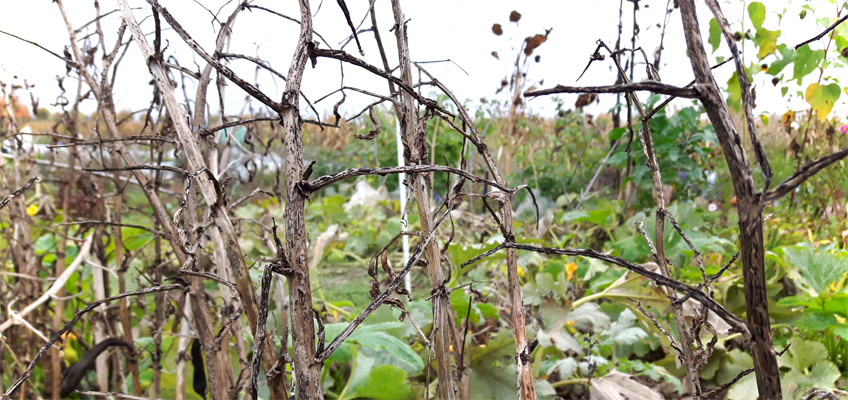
[{"left": 1, "top": 0, "right": 846, "bottom": 122}]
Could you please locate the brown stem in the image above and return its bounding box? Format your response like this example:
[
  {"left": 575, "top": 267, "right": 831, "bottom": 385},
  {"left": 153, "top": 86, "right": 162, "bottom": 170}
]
[
  {"left": 123, "top": 2, "right": 291, "bottom": 397},
  {"left": 705, "top": 0, "right": 772, "bottom": 192},
  {"left": 762, "top": 146, "right": 848, "bottom": 203},
  {"left": 275, "top": 0, "right": 323, "bottom": 397},
  {"left": 302, "top": 164, "right": 522, "bottom": 194},
  {"left": 677, "top": 1, "right": 782, "bottom": 398},
  {"left": 388, "top": 2, "right": 456, "bottom": 398},
  {"left": 50, "top": 150, "right": 76, "bottom": 400},
  {"left": 415, "top": 64, "right": 537, "bottom": 400},
  {"left": 110, "top": 151, "right": 142, "bottom": 396},
  {"left": 525, "top": 81, "right": 702, "bottom": 98},
  {"left": 0, "top": 177, "right": 38, "bottom": 211}
]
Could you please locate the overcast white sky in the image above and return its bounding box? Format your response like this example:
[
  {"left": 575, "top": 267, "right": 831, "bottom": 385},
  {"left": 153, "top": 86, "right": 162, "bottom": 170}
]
[{"left": 1, "top": 0, "right": 846, "bottom": 122}]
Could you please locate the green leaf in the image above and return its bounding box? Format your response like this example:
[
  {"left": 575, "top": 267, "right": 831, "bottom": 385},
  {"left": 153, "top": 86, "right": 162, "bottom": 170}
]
[
  {"left": 784, "top": 245, "right": 848, "bottom": 295},
  {"left": 708, "top": 18, "right": 721, "bottom": 54},
  {"left": 805, "top": 83, "right": 843, "bottom": 122},
  {"left": 782, "top": 360, "right": 841, "bottom": 396},
  {"left": 726, "top": 71, "right": 742, "bottom": 110},
  {"left": 727, "top": 374, "right": 758, "bottom": 400},
  {"left": 322, "top": 322, "right": 423, "bottom": 373},
  {"left": 753, "top": 27, "right": 781, "bottom": 59},
  {"left": 591, "top": 371, "right": 663, "bottom": 400},
  {"left": 561, "top": 210, "right": 589, "bottom": 222},
  {"left": 34, "top": 234, "right": 55, "bottom": 254},
  {"left": 353, "top": 332, "right": 424, "bottom": 374},
  {"left": 748, "top": 2, "right": 766, "bottom": 29},
  {"left": 546, "top": 358, "right": 578, "bottom": 379},
  {"left": 767, "top": 45, "right": 795, "bottom": 75},
  {"left": 783, "top": 338, "right": 831, "bottom": 371},
  {"left": 601, "top": 309, "right": 647, "bottom": 346},
  {"left": 341, "top": 353, "right": 413, "bottom": 400},
  {"left": 795, "top": 313, "right": 840, "bottom": 331},
  {"left": 562, "top": 209, "right": 612, "bottom": 225},
  {"left": 609, "top": 127, "right": 626, "bottom": 141},
  {"left": 569, "top": 302, "right": 611, "bottom": 332},
  {"left": 349, "top": 364, "right": 413, "bottom": 399},
  {"left": 793, "top": 45, "right": 825, "bottom": 81},
  {"left": 821, "top": 292, "right": 848, "bottom": 318}
]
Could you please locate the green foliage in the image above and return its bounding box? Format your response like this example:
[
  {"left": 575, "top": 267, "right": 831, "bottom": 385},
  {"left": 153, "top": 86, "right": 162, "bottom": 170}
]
[
  {"left": 708, "top": 18, "right": 722, "bottom": 54},
  {"left": 805, "top": 83, "right": 843, "bottom": 122},
  {"left": 748, "top": 2, "right": 766, "bottom": 29},
  {"left": 782, "top": 244, "right": 848, "bottom": 296}
]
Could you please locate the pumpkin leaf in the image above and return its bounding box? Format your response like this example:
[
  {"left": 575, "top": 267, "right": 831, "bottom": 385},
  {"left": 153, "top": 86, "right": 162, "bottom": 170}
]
[
  {"left": 748, "top": 2, "right": 766, "bottom": 29},
  {"left": 804, "top": 83, "right": 843, "bottom": 122}
]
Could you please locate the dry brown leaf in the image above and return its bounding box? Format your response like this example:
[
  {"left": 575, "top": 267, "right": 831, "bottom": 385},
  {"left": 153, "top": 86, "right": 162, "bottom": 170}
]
[
  {"left": 509, "top": 10, "right": 521, "bottom": 22},
  {"left": 492, "top": 23, "right": 503, "bottom": 36},
  {"left": 782, "top": 110, "right": 795, "bottom": 131},
  {"left": 575, "top": 93, "right": 597, "bottom": 109},
  {"left": 523, "top": 29, "right": 551, "bottom": 56},
  {"left": 491, "top": 51, "right": 499, "bottom": 59}
]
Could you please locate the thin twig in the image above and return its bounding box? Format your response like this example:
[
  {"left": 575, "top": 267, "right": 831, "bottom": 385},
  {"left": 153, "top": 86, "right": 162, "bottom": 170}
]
[
  {"left": 795, "top": 13, "right": 848, "bottom": 49},
  {"left": 633, "top": 300, "right": 682, "bottom": 355},
  {"left": 179, "top": 270, "right": 237, "bottom": 290},
  {"left": 46, "top": 135, "right": 176, "bottom": 148},
  {"left": 315, "top": 206, "right": 452, "bottom": 362},
  {"left": 0, "top": 177, "right": 38, "bottom": 211},
  {"left": 302, "top": 164, "right": 524, "bottom": 194},
  {"left": 525, "top": 82, "right": 702, "bottom": 98},
  {"left": 467, "top": 242, "right": 750, "bottom": 338},
  {"left": 84, "top": 165, "right": 188, "bottom": 176},
  {"left": 61, "top": 221, "right": 165, "bottom": 237},
  {"left": 762, "top": 146, "right": 848, "bottom": 203},
  {"left": 700, "top": 368, "right": 754, "bottom": 398},
  {"left": 1, "top": 284, "right": 185, "bottom": 400}
]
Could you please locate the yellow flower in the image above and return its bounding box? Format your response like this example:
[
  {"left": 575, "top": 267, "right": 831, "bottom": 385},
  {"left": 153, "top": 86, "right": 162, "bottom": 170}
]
[
  {"left": 63, "top": 346, "right": 79, "bottom": 364},
  {"left": 517, "top": 266, "right": 525, "bottom": 278},
  {"left": 26, "top": 204, "right": 38, "bottom": 216},
  {"left": 836, "top": 316, "right": 846, "bottom": 324},
  {"left": 332, "top": 309, "right": 338, "bottom": 320},
  {"left": 565, "top": 319, "right": 577, "bottom": 335},
  {"left": 479, "top": 344, "right": 487, "bottom": 349},
  {"left": 565, "top": 262, "right": 578, "bottom": 280}
]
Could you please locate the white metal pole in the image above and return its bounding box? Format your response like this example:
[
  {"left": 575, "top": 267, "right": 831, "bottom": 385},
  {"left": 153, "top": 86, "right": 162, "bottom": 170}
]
[{"left": 396, "top": 118, "right": 412, "bottom": 295}]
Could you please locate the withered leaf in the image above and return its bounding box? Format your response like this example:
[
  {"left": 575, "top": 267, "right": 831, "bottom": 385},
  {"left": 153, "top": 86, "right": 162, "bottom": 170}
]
[
  {"left": 491, "top": 51, "right": 499, "bottom": 59},
  {"left": 509, "top": 11, "right": 521, "bottom": 22},
  {"left": 492, "top": 23, "right": 503, "bottom": 36},
  {"left": 523, "top": 29, "right": 551, "bottom": 56},
  {"left": 782, "top": 110, "right": 795, "bottom": 131},
  {"left": 575, "top": 93, "right": 597, "bottom": 109}
]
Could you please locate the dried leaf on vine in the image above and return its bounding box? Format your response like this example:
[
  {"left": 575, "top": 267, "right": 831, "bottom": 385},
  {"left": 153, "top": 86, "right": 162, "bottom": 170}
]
[
  {"left": 355, "top": 107, "right": 381, "bottom": 140},
  {"left": 524, "top": 29, "right": 551, "bottom": 56}
]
